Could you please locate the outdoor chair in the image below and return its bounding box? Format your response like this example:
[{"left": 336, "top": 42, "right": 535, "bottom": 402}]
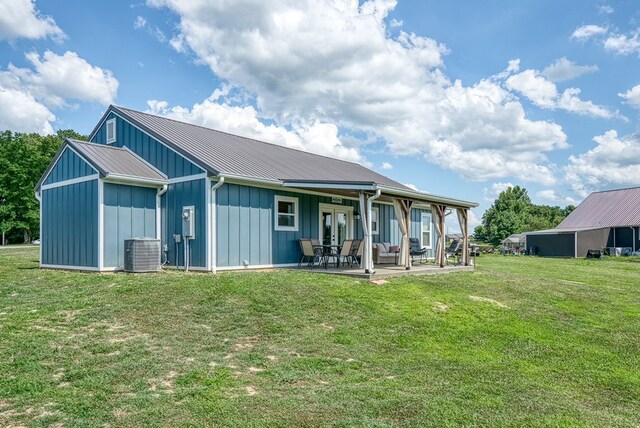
[
  {"left": 445, "top": 239, "right": 461, "bottom": 264},
  {"left": 409, "top": 238, "right": 428, "bottom": 263},
  {"left": 298, "top": 239, "right": 324, "bottom": 269},
  {"left": 345, "top": 239, "right": 362, "bottom": 267},
  {"left": 337, "top": 239, "right": 354, "bottom": 267}
]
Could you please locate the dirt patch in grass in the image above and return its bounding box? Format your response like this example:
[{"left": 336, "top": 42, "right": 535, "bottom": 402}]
[{"left": 469, "top": 295, "right": 510, "bottom": 308}]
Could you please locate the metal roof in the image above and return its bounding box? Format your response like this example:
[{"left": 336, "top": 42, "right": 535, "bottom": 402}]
[
  {"left": 36, "top": 139, "right": 167, "bottom": 190},
  {"left": 557, "top": 187, "right": 640, "bottom": 229},
  {"left": 67, "top": 139, "right": 167, "bottom": 182},
  {"left": 107, "top": 106, "right": 410, "bottom": 188}
]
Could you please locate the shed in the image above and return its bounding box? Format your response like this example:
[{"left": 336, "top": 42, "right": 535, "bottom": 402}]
[{"left": 525, "top": 187, "right": 640, "bottom": 257}]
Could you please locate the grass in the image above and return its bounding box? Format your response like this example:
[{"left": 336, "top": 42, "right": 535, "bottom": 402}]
[{"left": 0, "top": 248, "right": 638, "bottom": 427}]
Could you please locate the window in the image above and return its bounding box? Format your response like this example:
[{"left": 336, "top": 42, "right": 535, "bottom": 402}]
[
  {"left": 371, "top": 207, "right": 379, "bottom": 235},
  {"left": 106, "top": 118, "right": 116, "bottom": 144},
  {"left": 275, "top": 195, "right": 298, "bottom": 231},
  {"left": 421, "top": 213, "right": 432, "bottom": 249}
]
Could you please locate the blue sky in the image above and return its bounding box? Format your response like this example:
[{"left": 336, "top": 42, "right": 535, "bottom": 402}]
[{"left": 1, "top": 0, "right": 640, "bottom": 229}]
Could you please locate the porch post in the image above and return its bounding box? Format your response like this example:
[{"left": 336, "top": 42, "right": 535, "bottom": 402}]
[
  {"left": 457, "top": 208, "right": 469, "bottom": 266},
  {"left": 358, "top": 192, "right": 370, "bottom": 272},
  {"left": 402, "top": 200, "right": 413, "bottom": 269},
  {"left": 433, "top": 204, "right": 446, "bottom": 268}
]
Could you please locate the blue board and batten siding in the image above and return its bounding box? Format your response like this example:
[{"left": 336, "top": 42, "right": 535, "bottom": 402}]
[
  {"left": 103, "top": 183, "right": 157, "bottom": 268},
  {"left": 44, "top": 148, "right": 96, "bottom": 185},
  {"left": 216, "top": 183, "right": 433, "bottom": 268},
  {"left": 162, "top": 179, "right": 208, "bottom": 268},
  {"left": 91, "top": 112, "right": 204, "bottom": 179},
  {"left": 41, "top": 150, "right": 99, "bottom": 268},
  {"left": 92, "top": 113, "right": 209, "bottom": 268}
]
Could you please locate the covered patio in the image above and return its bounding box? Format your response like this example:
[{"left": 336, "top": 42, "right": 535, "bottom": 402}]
[
  {"left": 282, "top": 180, "right": 478, "bottom": 275},
  {"left": 298, "top": 261, "right": 474, "bottom": 280}
]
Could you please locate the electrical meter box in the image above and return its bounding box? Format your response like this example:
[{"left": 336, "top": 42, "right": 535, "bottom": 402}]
[{"left": 182, "top": 206, "right": 195, "bottom": 239}]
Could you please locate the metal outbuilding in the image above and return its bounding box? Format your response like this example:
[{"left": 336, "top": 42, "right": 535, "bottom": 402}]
[{"left": 525, "top": 187, "right": 640, "bottom": 257}]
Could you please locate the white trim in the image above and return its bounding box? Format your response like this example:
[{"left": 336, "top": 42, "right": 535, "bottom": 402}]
[
  {"left": 106, "top": 118, "right": 116, "bottom": 144},
  {"left": 421, "top": 212, "right": 433, "bottom": 249},
  {"left": 216, "top": 263, "right": 300, "bottom": 271},
  {"left": 37, "top": 191, "right": 42, "bottom": 266},
  {"left": 371, "top": 207, "right": 379, "bottom": 235},
  {"left": 219, "top": 173, "right": 281, "bottom": 185},
  {"left": 41, "top": 264, "right": 101, "bottom": 271},
  {"left": 206, "top": 177, "right": 212, "bottom": 271},
  {"left": 98, "top": 180, "right": 104, "bottom": 270},
  {"left": 168, "top": 173, "right": 208, "bottom": 184},
  {"left": 274, "top": 195, "right": 299, "bottom": 232},
  {"left": 318, "top": 203, "right": 354, "bottom": 244},
  {"left": 162, "top": 265, "right": 210, "bottom": 272},
  {"left": 377, "top": 184, "right": 478, "bottom": 209},
  {"left": 283, "top": 182, "right": 378, "bottom": 191},
  {"left": 38, "top": 145, "right": 98, "bottom": 189},
  {"left": 41, "top": 174, "right": 99, "bottom": 190},
  {"left": 574, "top": 232, "right": 578, "bottom": 259},
  {"left": 103, "top": 174, "right": 167, "bottom": 187}
]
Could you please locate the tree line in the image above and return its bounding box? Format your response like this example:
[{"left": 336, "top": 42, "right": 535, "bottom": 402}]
[
  {"left": 474, "top": 185, "right": 575, "bottom": 246},
  {"left": 0, "top": 130, "right": 85, "bottom": 244}
]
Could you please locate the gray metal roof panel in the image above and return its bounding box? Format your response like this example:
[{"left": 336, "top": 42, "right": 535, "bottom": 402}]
[
  {"left": 557, "top": 187, "right": 640, "bottom": 229},
  {"left": 111, "top": 106, "right": 410, "bottom": 189},
  {"left": 67, "top": 139, "right": 167, "bottom": 181}
]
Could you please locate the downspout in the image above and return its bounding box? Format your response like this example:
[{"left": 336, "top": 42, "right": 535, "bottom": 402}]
[
  {"left": 366, "top": 188, "right": 381, "bottom": 274},
  {"left": 35, "top": 191, "right": 42, "bottom": 265},
  {"left": 210, "top": 177, "right": 225, "bottom": 274},
  {"left": 631, "top": 227, "right": 636, "bottom": 253},
  {"left": 156, "top": 184, "right": 168, "bottom": 265}
]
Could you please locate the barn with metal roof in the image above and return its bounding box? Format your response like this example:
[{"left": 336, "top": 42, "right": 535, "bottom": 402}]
[
  {"left": 36, "top": 105, "right": 477, "bottom": 273},
  {"left": 525, "top": 187, "right": 640, "bottom": 257}
]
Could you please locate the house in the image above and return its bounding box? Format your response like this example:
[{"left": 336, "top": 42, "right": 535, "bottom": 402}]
[
  {"left": 35, "top": 105, "right": 478, "bottom": 273},
  {"left": 525, "top": 186, "right": 640, "bottom": 257},
  {"left": 500, "top": 234, "right": 526, "bottom": 254}
]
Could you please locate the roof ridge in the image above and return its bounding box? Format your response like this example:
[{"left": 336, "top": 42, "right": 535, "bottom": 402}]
[
  {"left": 113, "top": 105, "right": 370, "bottom": 169},
  {"left": 67, "top": 138, "right": 128, "bottom": 152},
  {"left": 590, "top": 185, "right": 640, "bottom": 194}
]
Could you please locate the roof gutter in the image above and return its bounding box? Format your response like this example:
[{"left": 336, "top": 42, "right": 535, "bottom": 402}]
[{"left": 376, "top": 184, "right": 478, "bottom": 209}]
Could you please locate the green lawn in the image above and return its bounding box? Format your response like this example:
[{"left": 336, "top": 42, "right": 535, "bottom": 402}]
[{"left": 1, "top": 249, "right": 638, "bottom": 427}]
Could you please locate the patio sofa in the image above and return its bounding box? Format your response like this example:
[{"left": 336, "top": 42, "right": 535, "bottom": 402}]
[{"left": 372, "top": 242, "right": 400, "bottom": 264}]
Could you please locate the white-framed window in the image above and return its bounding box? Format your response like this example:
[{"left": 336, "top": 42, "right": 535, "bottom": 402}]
[
  {"left": 275, "top": 195, "right": 298, "bottom": 231},
  {"left": 371, "top": 207, "right": 379, "bottom": 235},
  {"left": 421, "top": 212, "right": 432, "bottom": 249},
  {"left": 106, "top": 118, "right": 116, "bottom": 144}
]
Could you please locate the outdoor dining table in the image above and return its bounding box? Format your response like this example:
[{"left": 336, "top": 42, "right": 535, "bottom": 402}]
[{"left": 314, "top": 244, "right": 341, "bottom": 268}]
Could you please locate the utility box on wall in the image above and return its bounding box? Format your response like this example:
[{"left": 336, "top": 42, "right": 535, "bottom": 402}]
[{"left": 182, "top": 206, "right": 195, "bottom": 239}]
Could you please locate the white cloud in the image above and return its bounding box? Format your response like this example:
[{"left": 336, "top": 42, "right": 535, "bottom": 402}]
[
  {"left": 542, "top": 57, "right": 598, "bottom": 82},
  {"left": 146, "top": 92, "right": 362, "bottom": 162},
  {"left": 133, "top": 15, "right": 166, "bottom": 42},
  {"left": 147, "top": 0, "right": 571, "bottom": 183},
  {"left": 571, "top": 24, "right": 608, "bottom": 40},
  {"left": 0, "top": 51, "right": 119, "bottom": 134},
  {"left": 0, "top": 0, "right": 64, "bottom": 41},
  {"left": 381, "top": 162, "right": 393, "bottom": 170},
  {"left": 565, "top": 130, "right": 640, "bottom": 196},
  {"left": 604, "top": 32, "right": 640, "bottom": 55},
  {"left": 389, "top": 18, "right": 403, "bottom": 28},
  {"left": 535, "top": 190, "right": 577, "bottom": 206},
  {"left": 0, "top": 87, "right": 55, "bottom": 134},
  {"left": 619, "top": 84, "right": 640, "bottom": 108},
  {"left": 483, "top": 182, "right": 513, "bottom": 203},
  {"left": 1, "top": 51, "right": 118, "bottom": 107},
  {"left": 505, "top": 66, "right": 622, "bottom": 120},
  {"left": 599, "top": 5, "right": 614, "bottom": 14}
]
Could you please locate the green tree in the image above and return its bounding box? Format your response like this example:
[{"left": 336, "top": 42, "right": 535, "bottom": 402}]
[
  {"left": 475, "top": 185, "right": 576, "bottom": 246},
  {"left": 0, "top": 130, "right": 84, "bottom": 244},
  {"left": 478, "top": 186, "right": 531, "bottom": 246}
]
